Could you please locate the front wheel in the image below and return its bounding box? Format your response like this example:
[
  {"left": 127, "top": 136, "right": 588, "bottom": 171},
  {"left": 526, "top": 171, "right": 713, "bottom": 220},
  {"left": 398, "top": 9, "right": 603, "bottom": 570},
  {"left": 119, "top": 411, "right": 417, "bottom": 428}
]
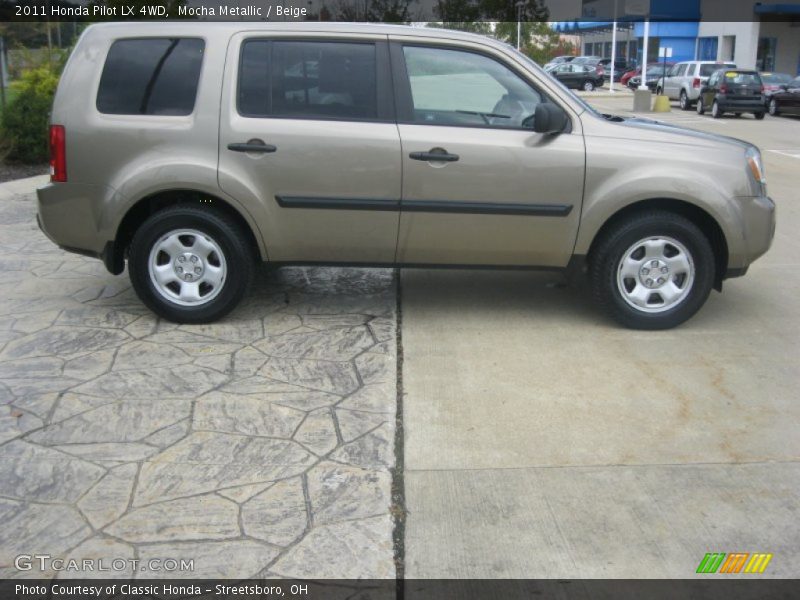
[
  {"left": 754, "top": 111, "right": 765, "bottom": 120},
  {"left": 696, "top": 97, "right": 705, "bottom": 115},
  {"left": 589, "top": 211, "right": 715, "bottom": 330},
  {"left": 768, "top": 99, "right": 779, "bottom": 116},
  {"left": 711, "top": 100, "right": 722, "bottom": 119},
  {"left": 128, "top": 204, "right": 255, "bottom": 323}
]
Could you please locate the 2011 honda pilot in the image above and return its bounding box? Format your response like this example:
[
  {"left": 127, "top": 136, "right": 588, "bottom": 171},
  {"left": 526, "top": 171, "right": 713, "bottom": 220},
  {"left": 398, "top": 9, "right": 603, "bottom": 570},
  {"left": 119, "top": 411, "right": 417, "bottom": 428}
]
[{"left": 37, "top": 23, "right": 776, "bottom": 329}]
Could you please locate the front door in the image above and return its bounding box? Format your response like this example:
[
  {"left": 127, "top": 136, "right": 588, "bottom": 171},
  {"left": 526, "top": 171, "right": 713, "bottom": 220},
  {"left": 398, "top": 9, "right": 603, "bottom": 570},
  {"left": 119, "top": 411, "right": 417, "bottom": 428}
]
[
  {"left": 219, "top": 34, "right": 401, "bottom": 263},
  {"left": 391, "top": 42, "right": 585, "bottom": 267}
]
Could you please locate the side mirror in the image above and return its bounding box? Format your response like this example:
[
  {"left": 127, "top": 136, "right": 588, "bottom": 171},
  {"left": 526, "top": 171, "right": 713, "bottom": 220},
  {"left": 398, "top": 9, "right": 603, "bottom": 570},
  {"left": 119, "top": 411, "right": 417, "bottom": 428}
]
[
  {"left": 531, "top": 103, "right": 568, "bottom": 135},
  {"left": 779, "top": 84, "right": 789, "bottom": 91}
]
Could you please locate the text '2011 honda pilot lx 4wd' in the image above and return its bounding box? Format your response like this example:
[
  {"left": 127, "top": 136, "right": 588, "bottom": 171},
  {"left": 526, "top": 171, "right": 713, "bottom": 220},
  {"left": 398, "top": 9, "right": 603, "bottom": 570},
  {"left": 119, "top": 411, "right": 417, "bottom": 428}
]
[{"left": 38, "top": 23, "right": 775, "bottom": 329}]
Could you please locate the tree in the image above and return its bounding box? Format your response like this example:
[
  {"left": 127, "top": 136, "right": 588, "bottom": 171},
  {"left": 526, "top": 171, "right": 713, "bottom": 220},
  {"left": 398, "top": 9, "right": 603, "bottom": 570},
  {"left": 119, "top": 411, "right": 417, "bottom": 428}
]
[
  {"left": 495, "top": 20, "right": 576, "bottom": 66},
  {"left": 481, "top": 0, "right": 548, "bottom": 22},
  {"left": 365, "top": 0, "right": 413, "bottom": 21}
]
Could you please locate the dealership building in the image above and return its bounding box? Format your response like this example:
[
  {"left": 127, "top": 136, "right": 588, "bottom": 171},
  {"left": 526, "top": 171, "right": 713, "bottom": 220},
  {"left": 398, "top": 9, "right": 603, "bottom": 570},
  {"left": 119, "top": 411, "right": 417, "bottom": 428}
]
[{"left": 550, "top": 0, "right": 800, "bottom": 75}]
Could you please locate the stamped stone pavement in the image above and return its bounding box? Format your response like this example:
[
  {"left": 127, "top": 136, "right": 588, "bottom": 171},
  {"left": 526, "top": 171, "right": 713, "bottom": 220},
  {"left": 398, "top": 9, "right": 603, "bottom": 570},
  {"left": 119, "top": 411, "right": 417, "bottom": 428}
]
[{"left": 0, "top": 176, "right": 397, "bottom": 579}]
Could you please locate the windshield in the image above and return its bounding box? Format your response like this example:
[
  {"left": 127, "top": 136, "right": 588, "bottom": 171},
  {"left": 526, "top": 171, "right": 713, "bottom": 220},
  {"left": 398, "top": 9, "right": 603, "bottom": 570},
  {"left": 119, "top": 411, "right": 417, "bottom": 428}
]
[
  {"left": 509, "top": 46, "right": 601, "bottom": 116},
  {"left": 762, "top": 73, "right": 792, "bottom": 85},
  {"left": 700, "top": 63, "right": 735, "bottom": 77},
  {"left": 723, "top": 71, "right": 761, "bottom": 85}
]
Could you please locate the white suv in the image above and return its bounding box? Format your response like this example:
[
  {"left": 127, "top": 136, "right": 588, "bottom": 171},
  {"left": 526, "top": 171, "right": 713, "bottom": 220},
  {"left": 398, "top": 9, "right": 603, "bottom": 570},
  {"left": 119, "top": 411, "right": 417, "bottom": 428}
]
[{"left": 657, "top": 61, "right": 736, "bottom": 110}]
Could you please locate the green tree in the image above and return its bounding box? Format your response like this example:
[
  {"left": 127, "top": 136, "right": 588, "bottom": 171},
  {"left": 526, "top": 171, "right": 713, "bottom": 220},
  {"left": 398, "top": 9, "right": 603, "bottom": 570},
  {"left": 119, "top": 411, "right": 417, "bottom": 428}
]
[{"left": 1, "top": 62, "right": 61, "bottom": 163}]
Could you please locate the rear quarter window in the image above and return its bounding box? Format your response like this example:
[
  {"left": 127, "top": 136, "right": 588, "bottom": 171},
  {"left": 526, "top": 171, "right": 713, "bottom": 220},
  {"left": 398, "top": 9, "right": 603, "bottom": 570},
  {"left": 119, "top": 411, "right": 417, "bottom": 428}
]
[{"left": 97, "top": 38, "right": 205, "bottom": 115}]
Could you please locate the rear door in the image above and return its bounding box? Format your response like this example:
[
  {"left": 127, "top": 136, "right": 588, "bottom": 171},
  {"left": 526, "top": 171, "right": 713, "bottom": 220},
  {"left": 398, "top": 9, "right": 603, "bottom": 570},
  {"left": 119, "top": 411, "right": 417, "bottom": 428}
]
[
  {"left": 218, "top": 33, "right": 401, "bottom": 263},
  {"left": 390, "top": 40, "right": 585, "bottom": 267}
]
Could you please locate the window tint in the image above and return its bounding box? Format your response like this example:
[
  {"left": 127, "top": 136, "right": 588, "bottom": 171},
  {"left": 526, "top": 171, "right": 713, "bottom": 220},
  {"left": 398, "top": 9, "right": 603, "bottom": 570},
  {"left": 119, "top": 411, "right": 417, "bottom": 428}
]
[
  {"left": 97, "top": 38, "right": 204, "bottom": 115},
  {"left": 675, "top": 64, "right": 687, "bottom": 76},
  {"left": 238, "top": 40, "right": 377, "bottom": 120},
  {"left": 402, "top": 46, "right": 542, "bottom": 128}
]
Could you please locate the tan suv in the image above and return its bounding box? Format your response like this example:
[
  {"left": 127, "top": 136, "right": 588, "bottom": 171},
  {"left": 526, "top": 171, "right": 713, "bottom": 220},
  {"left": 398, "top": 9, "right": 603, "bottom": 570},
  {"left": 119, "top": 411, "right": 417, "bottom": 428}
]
[{"left": 38, "top": 23, "right": 775, "bottom": 329}]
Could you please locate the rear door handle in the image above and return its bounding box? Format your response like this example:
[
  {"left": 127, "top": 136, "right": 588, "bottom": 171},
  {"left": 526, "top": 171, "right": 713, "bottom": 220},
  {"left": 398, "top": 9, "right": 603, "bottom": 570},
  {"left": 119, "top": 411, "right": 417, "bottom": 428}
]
[
  {"left": 227, "top": 140, "right": 277, "bottom": 153},
  {"left": 409, "top": 150, "right": 459, "bottom": 162}
]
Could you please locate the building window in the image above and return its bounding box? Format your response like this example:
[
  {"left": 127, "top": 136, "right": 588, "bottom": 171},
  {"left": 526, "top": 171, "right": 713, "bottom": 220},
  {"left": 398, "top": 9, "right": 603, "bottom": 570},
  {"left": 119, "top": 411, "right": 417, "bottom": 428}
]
[
  {"left": 757, "top": 38, "right": 777, "bottom": 71},
  {"left": 698, "top": 37, "right": 718, "bottom": 61}
]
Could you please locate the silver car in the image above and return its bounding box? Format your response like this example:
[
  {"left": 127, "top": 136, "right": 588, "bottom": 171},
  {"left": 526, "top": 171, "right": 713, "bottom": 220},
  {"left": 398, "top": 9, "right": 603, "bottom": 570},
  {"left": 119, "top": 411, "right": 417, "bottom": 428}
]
[
  {"left": 657, "top": 60, "right": 737, "bottom": 109},
  {"left": 37, "top": 23, "right": 775, "bottom": 329}
]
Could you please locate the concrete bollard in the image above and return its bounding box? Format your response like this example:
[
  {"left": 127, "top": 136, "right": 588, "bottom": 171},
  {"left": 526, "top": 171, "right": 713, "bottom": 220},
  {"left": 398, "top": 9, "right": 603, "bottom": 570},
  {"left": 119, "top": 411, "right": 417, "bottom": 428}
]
[{"left": 633, "top": 89, "right": 652, "bottom": 112}]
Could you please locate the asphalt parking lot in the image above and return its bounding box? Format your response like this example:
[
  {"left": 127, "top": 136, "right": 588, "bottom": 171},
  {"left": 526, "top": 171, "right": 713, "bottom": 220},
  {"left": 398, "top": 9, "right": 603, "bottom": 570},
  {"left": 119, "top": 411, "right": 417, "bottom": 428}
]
[{"left": 0, "top": 94, "right": 797, "bottom": 581}]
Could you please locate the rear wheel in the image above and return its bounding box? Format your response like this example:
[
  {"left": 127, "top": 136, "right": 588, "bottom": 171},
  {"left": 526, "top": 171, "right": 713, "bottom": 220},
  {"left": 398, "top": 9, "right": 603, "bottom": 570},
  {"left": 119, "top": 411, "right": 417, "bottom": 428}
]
[
  {"left": 754, "top": 111, "right": 765, "bottom": 120},
  {"left": 583, "top": 80, "right": 596, "bottom": 91},
  {"left": 711, "top": 100, "right": 722, "bottom": 119},
  {"left": 589, "top": 211, "right": 715, "bottom": 330},
  {"left": 696, "top": 97, "right": 705, "bottom": 115},
  {"left": 128, "top": 204, "right": 255, "bottom": 323},
  {"left": 769, "top": 99, "right": 779, "bottom": 116},
  {"left": 679, "top": 90, "right": 690, "bottom": 110}
]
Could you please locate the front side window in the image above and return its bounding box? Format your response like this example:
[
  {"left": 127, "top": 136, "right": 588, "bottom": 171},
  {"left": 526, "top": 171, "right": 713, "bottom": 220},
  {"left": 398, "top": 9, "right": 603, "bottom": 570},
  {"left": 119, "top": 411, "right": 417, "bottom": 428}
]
[
  {"left": 402, "top": 46, "right": 543, "bottom": 128},
  {"left": 238, "top": 40, "right": 377, "bottom": 120},
  {"left": 97, "top": 38, "right": 204, "bottom": 116}
]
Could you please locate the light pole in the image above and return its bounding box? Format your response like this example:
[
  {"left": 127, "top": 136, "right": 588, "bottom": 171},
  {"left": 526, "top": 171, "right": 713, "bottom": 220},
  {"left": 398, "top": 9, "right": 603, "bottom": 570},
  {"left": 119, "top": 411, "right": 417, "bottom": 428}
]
[
  {"left": 516, "top": 1, "right": 525, "bottom": 51},
  {"left": 639, "top": 18, "right": 650, "bottom": 90},
  {"left": 609, "top": 0, "right": 618, "bottom": 92}
]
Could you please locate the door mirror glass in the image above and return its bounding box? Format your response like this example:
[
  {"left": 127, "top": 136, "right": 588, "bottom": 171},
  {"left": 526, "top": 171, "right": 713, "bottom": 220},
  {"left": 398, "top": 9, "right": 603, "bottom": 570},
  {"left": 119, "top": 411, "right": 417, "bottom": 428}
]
[{"left": 530, "top": 103, "right": 568, "bottom": 135}]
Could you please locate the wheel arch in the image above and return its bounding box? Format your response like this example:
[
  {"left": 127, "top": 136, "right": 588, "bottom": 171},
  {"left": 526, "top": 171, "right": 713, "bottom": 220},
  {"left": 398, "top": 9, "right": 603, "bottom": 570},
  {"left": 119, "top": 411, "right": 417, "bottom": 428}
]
[
  {"left": 108, "top": 189, "right": 265, "bottom": 275},
  {"left": 585, "top": 198, "right": 729, "bottom": 290}
]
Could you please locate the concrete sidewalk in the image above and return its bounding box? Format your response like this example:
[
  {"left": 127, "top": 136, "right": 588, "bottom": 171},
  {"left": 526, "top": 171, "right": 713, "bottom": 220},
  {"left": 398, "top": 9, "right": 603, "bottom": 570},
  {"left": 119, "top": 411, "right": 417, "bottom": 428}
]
[{"left": 401, "top": 99, "right": 800, "bottom": 578}]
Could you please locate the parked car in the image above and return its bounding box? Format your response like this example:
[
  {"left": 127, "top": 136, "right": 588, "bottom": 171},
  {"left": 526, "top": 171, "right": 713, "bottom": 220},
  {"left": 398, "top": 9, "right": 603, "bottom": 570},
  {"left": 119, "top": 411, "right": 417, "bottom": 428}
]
[
  {"left": 599, "top": 58, "right": 636, "bottom": 81},
  {"left": 575, "top": 56, "right": 606, "bottom": 76},
  {"left": 544, "top": 55, "right": 576, "bottom": 69},
  {"left": 38, "top": 23, "right": 775, "bottom": 329},
  {"left": 696, "top": 69, "right": 765, "bottom": 119},
  {"left": 620, "top": 66, "right": 641, "bottom": 86},
  {"left": 628, "top": 63, "right": 673, "bottom": 91},
  {"left": 657, "top": 61, "right": 736, "bottom": 110},
  {"left": 550, "top": 63, "right": 605, "bottom": 91},
  {"left": 767, "top": 75, "right": 800, "bottom": 116},
  {"left": 760, "top": 72, "right": 794, "bottom": 108}
]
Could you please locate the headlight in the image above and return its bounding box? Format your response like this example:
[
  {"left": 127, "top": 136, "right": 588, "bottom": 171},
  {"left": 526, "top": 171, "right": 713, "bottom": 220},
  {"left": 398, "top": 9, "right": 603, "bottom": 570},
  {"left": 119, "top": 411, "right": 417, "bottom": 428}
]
[{"left": 746, "top": 147, "right": 767, "bottom": 195}]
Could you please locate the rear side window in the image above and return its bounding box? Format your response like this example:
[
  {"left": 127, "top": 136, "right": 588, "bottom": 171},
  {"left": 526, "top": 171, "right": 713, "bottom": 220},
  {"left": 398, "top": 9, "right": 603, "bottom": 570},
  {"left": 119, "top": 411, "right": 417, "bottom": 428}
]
[
  {"left": 97, "top": 38, "right": 204, "bottom": 116},
  {"left": 238, "top": 40, "right": 377, "bottom": 120}
]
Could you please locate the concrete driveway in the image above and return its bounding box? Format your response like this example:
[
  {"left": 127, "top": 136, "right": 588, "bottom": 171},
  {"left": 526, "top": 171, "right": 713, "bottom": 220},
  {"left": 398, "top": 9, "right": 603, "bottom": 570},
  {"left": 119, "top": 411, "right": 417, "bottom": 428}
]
[
  {"left": 0, "top": 177, "right": 397, "bottom": 579},
  {"left": 402, "top": 100, "right": 800, "bottom": 578}
]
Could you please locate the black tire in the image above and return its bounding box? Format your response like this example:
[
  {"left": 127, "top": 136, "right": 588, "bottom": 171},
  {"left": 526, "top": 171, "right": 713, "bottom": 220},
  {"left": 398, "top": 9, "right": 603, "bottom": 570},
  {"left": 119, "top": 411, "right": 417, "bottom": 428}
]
[
  {"left": 679, "top": 90, "right": 691, "bottom": 111},
  {"left": 589, "top": 211, "right": 715, "bottom": 330},
  {"left": 711, "top": 100, "right": 722, "bottom": 119},
  {"left": 696, "top": 97, "right": 705, "bottom": 115},
  {"left": 769, "top": 98, "right": 779, "bottom": 116},
  {"left": 754, "top": 111, "right": 765, "bottom": 120},
  {"left": 583, "top": 80, "right": 595, "bottom": 91},
  {"left": 128, "top": 204, "right": 255, "bottom": 324}
]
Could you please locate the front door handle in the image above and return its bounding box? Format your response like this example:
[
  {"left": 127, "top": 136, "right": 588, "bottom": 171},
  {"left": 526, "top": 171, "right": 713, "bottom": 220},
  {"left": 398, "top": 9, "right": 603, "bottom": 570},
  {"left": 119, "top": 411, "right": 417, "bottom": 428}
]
[
  {"left": 409, "top": 149, "right": 459, "bottom": 162},
  {"left": 227, "top": 140, "right": 277, "bottom": 153}
]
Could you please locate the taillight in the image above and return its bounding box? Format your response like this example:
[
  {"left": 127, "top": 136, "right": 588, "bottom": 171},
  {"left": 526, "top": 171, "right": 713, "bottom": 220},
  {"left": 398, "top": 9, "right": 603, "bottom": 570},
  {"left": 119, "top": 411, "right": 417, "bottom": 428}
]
[
  {"left": 720, "top": 85, "right": 728, "bottom": 93},
  {"left": 49, "top": 125, "right": 67, "bottom": 183},
  {"left": 692, "top": 77, "right": 701, "bottom": 88}
]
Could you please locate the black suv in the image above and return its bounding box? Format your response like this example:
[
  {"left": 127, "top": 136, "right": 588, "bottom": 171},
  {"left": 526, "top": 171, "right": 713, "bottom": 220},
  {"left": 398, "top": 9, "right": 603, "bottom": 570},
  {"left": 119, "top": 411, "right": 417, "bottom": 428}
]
[{"left": 697, "top": 69, "right": 765, "bottom": 119}]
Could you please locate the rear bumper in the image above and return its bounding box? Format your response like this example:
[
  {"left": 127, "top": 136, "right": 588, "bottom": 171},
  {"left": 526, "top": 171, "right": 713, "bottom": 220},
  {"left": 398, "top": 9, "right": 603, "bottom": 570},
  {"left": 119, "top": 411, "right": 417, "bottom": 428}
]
[
  {"left": 37, "top": 182, "right": 123, "bottom": 273},
  {"left": 717, "top": 97, "right": 766, "bottom": 112}
]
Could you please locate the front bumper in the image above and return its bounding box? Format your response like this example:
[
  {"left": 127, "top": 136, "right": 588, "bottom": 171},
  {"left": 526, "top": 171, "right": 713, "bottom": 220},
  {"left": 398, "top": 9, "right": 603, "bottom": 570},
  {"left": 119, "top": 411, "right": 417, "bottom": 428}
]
[{"left": 728, "top": 195, "right": 775, "bottom": 277}]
